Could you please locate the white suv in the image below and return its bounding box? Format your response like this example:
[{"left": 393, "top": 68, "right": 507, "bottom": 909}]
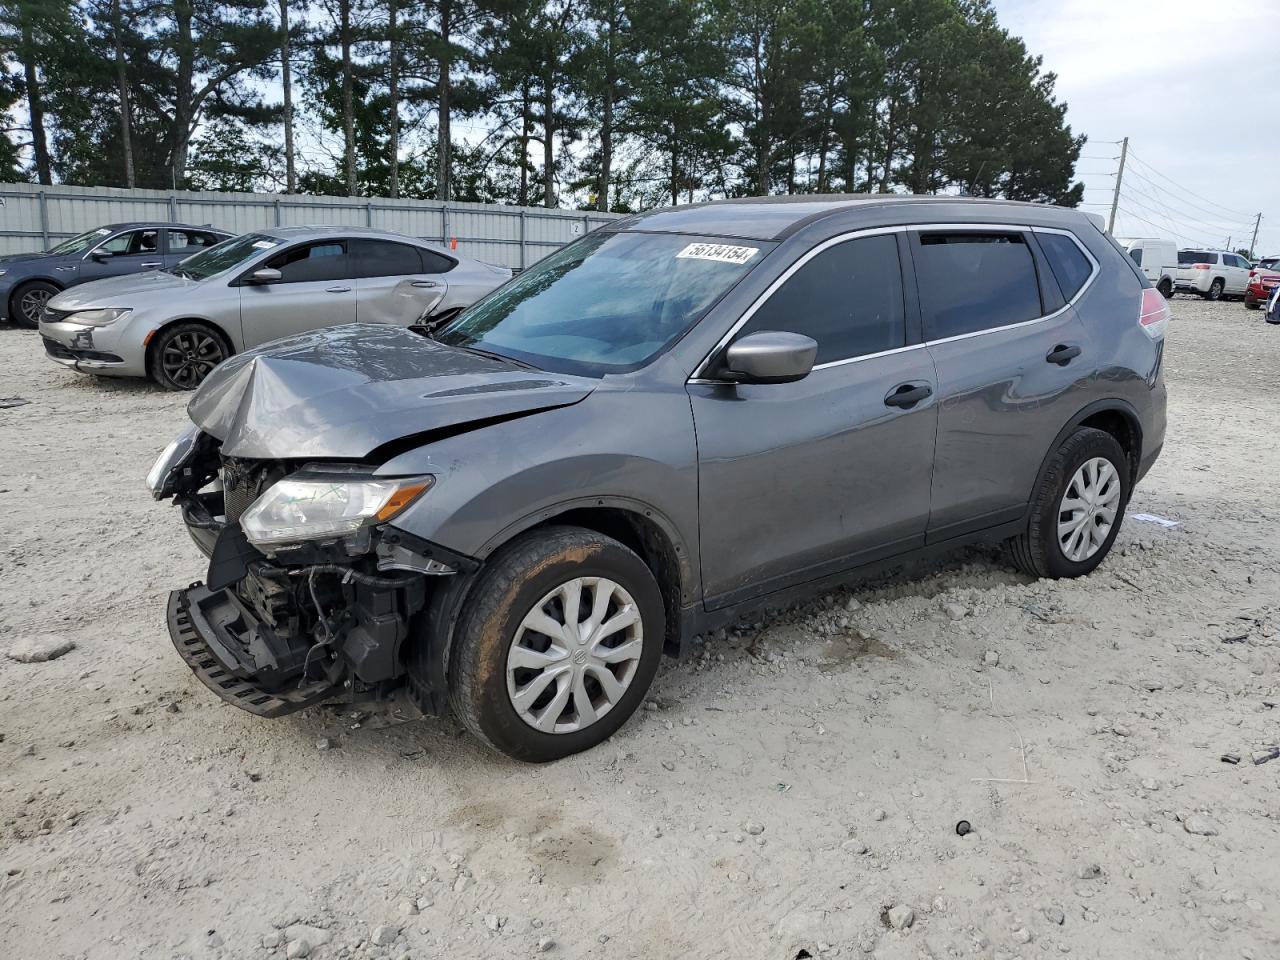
[{"left": 1175, "top": 249, "right": 1251, "bottom": 300}]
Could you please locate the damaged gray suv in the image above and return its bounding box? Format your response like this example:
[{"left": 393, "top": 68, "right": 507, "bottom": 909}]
[{"left": 150, "top": 196, "right": 1169, "bottom": 761}]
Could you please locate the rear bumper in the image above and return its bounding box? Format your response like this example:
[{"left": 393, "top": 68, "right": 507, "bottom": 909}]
[{"left": 167, "top": 584, "right": 342, "bottom": 717}]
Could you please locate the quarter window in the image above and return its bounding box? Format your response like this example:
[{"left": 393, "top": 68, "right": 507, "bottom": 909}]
[
  {"left": 1128, "top": 247, "right": 1143, "bottom": 267},
  {"left": 914, "top": 232, "right": 1043, "bottom": 340},
  {"left": 1039, "top": 232, "right": 1094, "bottom": 299},
  {"left": 265, "top": 241, "right": 348, "bottom": 284},
  {"left": 734, "top": 233, "right": 906, "bottom": 365}
]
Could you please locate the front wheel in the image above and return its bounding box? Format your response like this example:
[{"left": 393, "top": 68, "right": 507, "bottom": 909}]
[
  {"left": 1008, "top": 427, "right": 1130, "bottom": 579},
  {"left": 9, "top": 280, "right": 59, "bottom": 328},
  {"left": 444, "top": 526, "right": 665, "bottom": 761},
  {"left": 150, "top": 323, "right": 229, "bottom": 391}
]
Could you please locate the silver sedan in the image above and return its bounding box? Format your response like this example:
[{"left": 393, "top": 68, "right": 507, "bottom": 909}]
[{"left": 38, "top": 225, "right": 512, "bottom": 389}]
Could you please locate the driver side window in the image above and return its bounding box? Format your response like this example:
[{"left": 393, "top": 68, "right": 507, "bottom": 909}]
[
  {"left": 264, "top": 241, "right": 349, "bottom": 283},
  {"left": 99, "top": 229, "right": 158, "bottom": 256},
  {"left": 734, "top": 233, "right": 907, "bottom": 366}
]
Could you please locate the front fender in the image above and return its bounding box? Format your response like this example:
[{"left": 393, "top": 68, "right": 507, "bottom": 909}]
[{"left": 376, "top": 387, "right": 702, "bottom": 595}]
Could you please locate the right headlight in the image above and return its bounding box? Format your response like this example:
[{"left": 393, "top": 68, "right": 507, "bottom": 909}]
[{"left": 240, "top": 473, "right": 434, "bottom": 551}]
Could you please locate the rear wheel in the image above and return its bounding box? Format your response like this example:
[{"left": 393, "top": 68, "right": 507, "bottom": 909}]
[
  {"left": 1246, "top": 297, "right": 1260, "bottom": 310},
  {"left": 1204, "top": 279, "right": 1224, "bottom": 301},
  {"left": 9, "top": 280, "right": 59, "bottom": 328},
  {"left": 1008, "top": 427, "right": 1130, "bottom": 579},
  {"left": 1157, "top": 278, "right": 1172, "bottom": 299},
  {"left": 444, "top": 526, "right": 665, "bottom": 761},
  {"left": 150, "top": 322, "right": 229, "bottom": 391}
]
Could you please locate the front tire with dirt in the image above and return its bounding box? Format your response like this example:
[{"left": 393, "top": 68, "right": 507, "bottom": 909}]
[{"left": 444, "top": 526, "right": 665, "bottom": 762}]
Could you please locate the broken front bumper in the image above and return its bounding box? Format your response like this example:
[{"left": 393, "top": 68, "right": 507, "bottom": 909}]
[{"left": 167, "top": 584, "right": 342, "bottom": 717}]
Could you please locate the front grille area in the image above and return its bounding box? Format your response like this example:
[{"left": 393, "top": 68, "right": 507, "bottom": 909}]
[
  {"left": 43, "top": 337, "right": 75, "bottom": 360},
  {"left": 222, "top": 464, "right": 264, "bottom": 523},
  {"left": 42, "top": 337, "right": 123, "bottom": 364}
]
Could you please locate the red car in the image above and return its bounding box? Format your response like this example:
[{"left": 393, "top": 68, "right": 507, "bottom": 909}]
[{"left": 1246, "top": 256, "right": 1280, "bottom": 309}]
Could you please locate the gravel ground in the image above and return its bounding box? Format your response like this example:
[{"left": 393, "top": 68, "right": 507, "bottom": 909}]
[{"left": 2, "top": 297, "right": 1279, "bottom": 960}]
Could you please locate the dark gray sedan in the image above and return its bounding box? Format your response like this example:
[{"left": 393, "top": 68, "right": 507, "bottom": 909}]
[{"left": 0, "top": 222, "right": 231, "bottom": 327}]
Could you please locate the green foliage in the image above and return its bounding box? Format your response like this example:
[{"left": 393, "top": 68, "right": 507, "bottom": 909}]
[{"left": 0, "top": 0, "right": 1086, "bottom": 208}]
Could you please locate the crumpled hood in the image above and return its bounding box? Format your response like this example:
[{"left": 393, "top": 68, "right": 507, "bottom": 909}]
[
  {"left": 49, "top": 270, "right": 199, "bottom": 309},
  {"left": 188, "top": 324, "right": 598, "bottom": 460}
]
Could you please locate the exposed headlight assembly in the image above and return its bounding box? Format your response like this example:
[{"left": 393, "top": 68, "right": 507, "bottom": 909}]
[
  {"left": 146, "top": 423, "right": 202, "bottom": 499},
  {"left": 240, "top": 473, "right": 433, "bottom": 552},
  {"left": 69, "top": 307, "right": 132, "bottom": 326}
]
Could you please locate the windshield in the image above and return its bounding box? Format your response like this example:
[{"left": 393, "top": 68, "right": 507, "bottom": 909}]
[
  {"left": 435, "top": 231, "right": 768, "bottom": 375},
  {"left": 48, "top": 228, "right": 112, "bottom": 256},
  {"left": 171, "top": 232, "right": 280, "bottom": 280}
]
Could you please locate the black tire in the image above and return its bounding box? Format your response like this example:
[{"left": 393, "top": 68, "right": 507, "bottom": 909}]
[
  {"left": 444, "top": 525, "right": 665, "bottom": 762},
  {"left": 1008, "top": 427, "right": 1130, "bottom": 580},
  {"left": 1204, "top": 279, "right": 1224, "bottom": 301},
  {"left": 149, "top": 322, "right": 229, "bottom": 391},
  {"left": 1246, "top": 298, "right": 1260, "bottom": 310},
  {"left": 8, "top": 279, "right": 60, "bottom": 328},
  {"left": 1157, "top": 278, "right": 1173, "bottom": 300}
]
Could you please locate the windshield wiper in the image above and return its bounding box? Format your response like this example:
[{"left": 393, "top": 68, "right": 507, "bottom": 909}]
[{"left": 457, "top": 343, "right": 539, "bottom": 371}]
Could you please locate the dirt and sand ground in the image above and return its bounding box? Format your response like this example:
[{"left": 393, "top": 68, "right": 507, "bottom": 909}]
[{"left": 1, "top": 297, "right": 1278, "bottom": 960}]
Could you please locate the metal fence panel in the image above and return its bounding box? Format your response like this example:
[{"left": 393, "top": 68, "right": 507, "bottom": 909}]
[{"left": 0, "top": 183, "right": 622, "bottom": 267}]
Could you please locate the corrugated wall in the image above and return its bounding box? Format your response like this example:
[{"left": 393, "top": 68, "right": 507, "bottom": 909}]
[{"left": 0, "top": 183, "right": 624, "bottom": 267}]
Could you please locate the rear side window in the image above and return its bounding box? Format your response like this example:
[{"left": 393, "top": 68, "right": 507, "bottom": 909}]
[
  {"left": 169, "top": 230, "right": 223, "bottom": 254},
  {"left": 1179, "top": 251, "right": 1215, "bottom": 265},
  {"left": 351, "top": 239, "right": 423, "bottom": 278},
  {"left": 266, "top": 241, "right": 348, "bottom": 283},
  {"left": 735, "top": 233, "right": 905, "bottom": 365},
  {"left": 913, "top": 232, "right": 1042, "bottom": 340},
  {"left": 1039, "top": 232, "right": 1094, "bottom": 299}
]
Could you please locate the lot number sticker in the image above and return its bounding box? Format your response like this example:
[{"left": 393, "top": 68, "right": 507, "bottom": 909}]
[{"left": 676, "top": 242, "right": 759, "bottom": 265}]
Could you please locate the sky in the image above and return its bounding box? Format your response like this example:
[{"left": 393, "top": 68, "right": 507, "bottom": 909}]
[{"left": 994, "top": 0, "right": 1280, "bottom": 255}]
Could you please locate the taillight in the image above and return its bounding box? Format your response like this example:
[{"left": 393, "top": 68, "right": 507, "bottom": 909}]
[{"left": 1139, "top": 288, "right": 1170, "bottom": 340}]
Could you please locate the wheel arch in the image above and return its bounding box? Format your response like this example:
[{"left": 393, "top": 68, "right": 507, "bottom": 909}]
[
  {"left": 144, "top": 316, "right": 236, "bottom": 379},
  {"left": 1036, "top": 399, "right": 1144, "bottom": 495},
  {"left": 478, "top": 498, "right": 693, "bottom": 653},
  {"left": 407, "top": 499, "right": 693, "bottom": 718}
]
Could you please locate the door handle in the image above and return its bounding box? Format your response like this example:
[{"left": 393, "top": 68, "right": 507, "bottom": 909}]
[
  {"left": 1046, "top": 344, "right": 1081, "bottom": 366},
  {"left": 141, "top": 261, "right": 162, "bottom": 269},
  {"left": 411, "top": 280, "right": 441, "bottom": 288},
  {"left": 324, "top": 285, "right": 352, "bottom": 293},
  {"left": 884, "top": 382, "right": 933, "bottom": 409}
]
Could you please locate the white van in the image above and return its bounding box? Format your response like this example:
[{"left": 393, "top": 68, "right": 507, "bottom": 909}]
[{"left": 1119, "top": 238, "right": 1178, "bottom": 299}]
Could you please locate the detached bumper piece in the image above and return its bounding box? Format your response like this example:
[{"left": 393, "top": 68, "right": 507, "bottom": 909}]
[{"left": 167, "top": 584, "right": 341, "bottom": 717}]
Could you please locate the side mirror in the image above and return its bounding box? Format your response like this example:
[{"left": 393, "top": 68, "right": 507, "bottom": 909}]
[
  {"left": 250, "top": 267, "right": 282, "bottom": 284},
  {"left": 721, "top": 331, "right": 817, "bottom": 384},
  {"left": 90, "top": 251, "right": 111, "bottom": 263}
]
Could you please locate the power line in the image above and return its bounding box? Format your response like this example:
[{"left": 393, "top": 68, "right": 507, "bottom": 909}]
[
  {"left": 1124, "top": 148, "right": 1253, "bottom": 220},
  {"left": 1122, "top": 166, "right": 1255, "bottom": 231}
]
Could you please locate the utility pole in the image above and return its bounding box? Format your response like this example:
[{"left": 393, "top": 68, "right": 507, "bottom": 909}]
[
  {"left": 1249, "top": 213, "right": 1262, "bottom": 259},
  {"left": 1108, "top": 136, "right": 1128, "bottom": 235}
]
